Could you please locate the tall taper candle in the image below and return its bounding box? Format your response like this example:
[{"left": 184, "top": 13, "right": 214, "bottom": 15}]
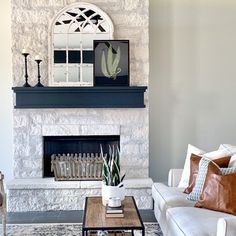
[
  {"left": 35, "top": 59, "right": 44, "bottom": 87},
  {"left": 22, "top": 51, "right": 31, "bottom": 87}
]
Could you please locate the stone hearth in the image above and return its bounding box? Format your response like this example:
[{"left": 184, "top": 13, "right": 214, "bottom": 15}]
[
  {"left": 7, "top": 178, "right": 153, "bottom": 211},
  {"left": 8, "top": 0, "right": 150, "bottom": 212}
]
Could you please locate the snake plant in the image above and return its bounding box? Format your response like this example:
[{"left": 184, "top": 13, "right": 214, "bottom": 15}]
[
  {"left": 101, "top": 145, "right": 125, "bottom": 186},
  {"left": 101, "top": 44, "right": 121, "bottom": 80}
]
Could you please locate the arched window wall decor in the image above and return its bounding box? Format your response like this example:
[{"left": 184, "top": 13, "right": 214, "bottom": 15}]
[{"left": 49, "top": 2, "right": 114, "bottom": 86}]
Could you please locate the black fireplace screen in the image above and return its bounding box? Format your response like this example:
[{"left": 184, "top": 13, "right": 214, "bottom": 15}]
[{"left": 43, "top": 135, "right": 120, "bottom": 177}]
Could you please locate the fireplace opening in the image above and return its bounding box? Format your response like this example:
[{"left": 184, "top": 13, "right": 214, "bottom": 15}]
[{"left": 43, "top": 135, "right": 120, "bottom": 178}]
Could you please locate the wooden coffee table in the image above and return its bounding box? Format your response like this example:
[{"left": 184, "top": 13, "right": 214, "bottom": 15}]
[{"left": 82, "top": 196, "right": 145, "bottom": 236}]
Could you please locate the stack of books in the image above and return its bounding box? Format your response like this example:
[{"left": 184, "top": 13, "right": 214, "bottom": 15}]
[{"left": 105, "top": 205, "right": 124, "bottom": 218}]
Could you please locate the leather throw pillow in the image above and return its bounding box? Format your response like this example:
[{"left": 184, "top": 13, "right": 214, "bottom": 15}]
[
  {"left": 195, "top": 162, "right": 236, "bottom": 215},
  {"left": 184, "top": 154, "right": 230, "bottom": 194},
  {"left": 187, "top": 157, "right": 234, "bottom": 201}
]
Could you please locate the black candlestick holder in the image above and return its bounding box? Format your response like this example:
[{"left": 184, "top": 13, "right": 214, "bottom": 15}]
[
  {"left": 22, "top": 53, "right": 31, "bottom": 87},
  {"left": 35, "top": 59, "right": 44, "bottom": 87}
]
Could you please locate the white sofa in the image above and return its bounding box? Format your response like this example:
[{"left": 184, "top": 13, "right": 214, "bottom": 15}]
[{"left": 152, "top": 169, "right": 236, "bottom": 236}]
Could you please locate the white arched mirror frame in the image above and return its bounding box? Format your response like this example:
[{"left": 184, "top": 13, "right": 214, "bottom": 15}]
[{"left": 48, "top": 2, "right": 114, "bottom": 86}]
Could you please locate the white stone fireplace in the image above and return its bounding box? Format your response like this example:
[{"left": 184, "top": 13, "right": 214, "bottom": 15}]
[
  {"left": 8, "top": 109, "right": 152, "bottom": 211},
  {"left": 8, "top": 0, "right": 152, "bottom": 212}
]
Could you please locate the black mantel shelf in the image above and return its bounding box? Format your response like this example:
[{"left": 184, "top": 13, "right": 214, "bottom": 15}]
[{"left": 12, "top": 86, "right": 147, "bottom": 109}]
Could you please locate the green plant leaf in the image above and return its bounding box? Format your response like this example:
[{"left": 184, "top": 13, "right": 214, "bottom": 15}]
[
  {"left": 107, "top": 44, "right": 113, "bottom": 76},
  {"left": 112, "top": 173, "right": 119, "bottom": 186},
  {"left": 120, "top": 174, "right": 125, "bottom": 183},
  {"left": 102, "top": 161, "right": 109, "bottom": 185},
  {"left": 115, "top": 146, "right": 120, "bottom": 170},
  {"left": 113, "top": 159, "right": 120, "bottom": 183},
  {"left": 101, "top": 51, "right": 110, "bottom": 78},
  {"left": 101, "top": 146, "right": 111, "bottom": 185},
  {"left": 101, "top": 144, "right": 125, "bottom": 186},
  {"left": 111, "top": 46, "right": 121, "bottom": 75}
]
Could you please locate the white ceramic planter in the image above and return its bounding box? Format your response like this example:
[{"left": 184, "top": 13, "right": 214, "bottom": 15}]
[{"left": 101, "top": 183, "right": 125, "bottom": 206}]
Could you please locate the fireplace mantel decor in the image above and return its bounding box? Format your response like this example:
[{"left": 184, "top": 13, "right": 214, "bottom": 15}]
[{"left": 12, "top": 86, "right": 147, "bottom": 108}]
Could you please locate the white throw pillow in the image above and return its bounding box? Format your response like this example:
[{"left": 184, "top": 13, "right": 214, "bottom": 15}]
[
  {"left": 229, "top": 155, "right": 236, "bottom": 167},
  {"left": 178, "top": 144, "right": 205, "bottom": 188},
  {"left": 203, "top": 149, "right": 231, "bottom": 159},
  {"left": 219, "top": 144, "right": 236, "bottom": 167}
]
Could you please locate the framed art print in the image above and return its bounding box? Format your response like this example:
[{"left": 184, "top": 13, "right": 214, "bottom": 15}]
[{"left": 94, "top": 40, "right": 129, "bottom": 86}]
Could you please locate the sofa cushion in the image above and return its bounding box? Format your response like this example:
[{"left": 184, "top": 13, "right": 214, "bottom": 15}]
[
  {"left": 166, "top": 207, "right": 232, "bottom": 236},
  {"left": 152, "top": 183, "right": 196, "bottom": 235},
  {"left": 152, "top": 183, "right": 195, "bottom": 213}
]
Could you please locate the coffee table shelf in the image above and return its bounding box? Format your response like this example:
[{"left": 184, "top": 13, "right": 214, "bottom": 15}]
[{"left": 82, "top": 196, "right": 145, "bottom": 236}]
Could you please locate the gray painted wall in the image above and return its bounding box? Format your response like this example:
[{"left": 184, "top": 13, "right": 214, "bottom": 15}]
[{"left": 150, "top": 0, "right": 236, "bottom": 182}]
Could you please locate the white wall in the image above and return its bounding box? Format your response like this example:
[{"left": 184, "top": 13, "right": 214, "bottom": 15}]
[
  {"left": 0, "top": 0, "right": 13, "bottom": 181},
  {"left": 150, "top": 0, "right": 236, "bottom": 182}
]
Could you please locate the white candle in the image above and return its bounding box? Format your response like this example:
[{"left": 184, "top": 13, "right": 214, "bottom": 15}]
[
  {"left": 22, "top": 49, "right": 28, "bottom": 54},
  {"left": 35, "top": 55, "right": 41, "bottom": 60}
]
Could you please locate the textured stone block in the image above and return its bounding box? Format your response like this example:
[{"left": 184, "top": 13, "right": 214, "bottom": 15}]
[
  {"left": 14, "top": 158, "right": 42, "bottom": 178},
  {"left": 42, "top": 112, "right": 60, "bottom": 124},
  {"left": 12, "top": 0, "right": 32, "bottom": 9},
  {"left": 124, "top": 167, "right": 149, "bottom": 179},
  {"left": 29, "top": 136, "right": 43, "bottom": 157},
  {"left": 112, "top": 13, "right": 148, "bottom": 27},
  {"left": 121, "top": 157, "right": 148, "bottom": 168},
  {"left": 42, "top": 124, "right": 80, "bottom": 136},
  {"left": 29, "top": 124, "right": 42, "bottom": 136},
  {"left": 114, "top": 27, "right": 149, "bottom": 45},
  {"left": 14, "top": 140, "right": 30, "bottom": 158},
  {"left": 29, "top": 113, "right": 43, "bottom": 125},
  {"left": 81, "top": 125, "right": 120, "bottom": 135},
  {"left": 121, "top": 142, "right": 149, "bottom": 156},
  {"left": 120, "top": 0, "right": 141, "bottom": 11},
  {"left": 131, "top": 45, "right": 149, "bottom": 62},
  {"left": 120, "top": 126, "right": 148, "bottom": 143},
  {"left": 13, "top": 115, "right": 29, "bottom": 128}
]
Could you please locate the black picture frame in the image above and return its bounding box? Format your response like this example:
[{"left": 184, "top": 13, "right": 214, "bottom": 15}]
[{"left": 93, "top": 40, "right": 129, "bottom": 86}]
